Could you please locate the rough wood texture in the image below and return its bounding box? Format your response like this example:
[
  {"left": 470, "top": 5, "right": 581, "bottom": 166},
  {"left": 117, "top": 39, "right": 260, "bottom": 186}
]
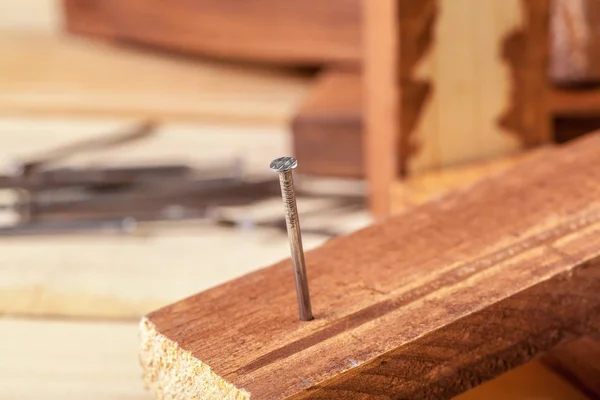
[
  {"left": 550, "top": 0, "right": 600, "bottom": 84},
  {"left": 292, "top": 67, "right": 362, "bottom": 178},
  {"left": 141, "top": 132, "right": 600, "bottom": 399},
  {"left": 62, "top": 0, "right": 361, "bottom": 65}
]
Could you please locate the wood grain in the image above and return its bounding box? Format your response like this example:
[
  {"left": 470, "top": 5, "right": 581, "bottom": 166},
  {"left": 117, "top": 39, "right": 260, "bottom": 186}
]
[
  {"left": 62, "top": 0, "right": 361, "bottom": 65},
  {"left": 292, "top": 67, "right": 363, "bottom": 178},
  {"left": 141, "top": 132, "right": 600, "bottom": 399}
]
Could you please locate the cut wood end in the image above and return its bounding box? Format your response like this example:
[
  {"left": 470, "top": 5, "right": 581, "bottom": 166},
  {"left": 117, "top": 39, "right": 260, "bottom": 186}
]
[{"left": 139, "top": 317, "right": 249, "bottom": 400}]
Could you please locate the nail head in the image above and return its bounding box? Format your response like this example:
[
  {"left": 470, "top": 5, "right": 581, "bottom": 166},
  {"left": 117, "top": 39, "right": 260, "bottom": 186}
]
[{"left": 270, "top": 157, "right": 298, "bottom": 172}]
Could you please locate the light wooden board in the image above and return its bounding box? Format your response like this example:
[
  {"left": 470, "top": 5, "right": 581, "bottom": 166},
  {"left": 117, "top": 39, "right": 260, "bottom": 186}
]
[
  {"left": 0, "top": 31, "right": 310, "bottom": 123},
  {"left": 0, "top": 317, "right": 151, "bottom": 400},
  {"left": 410, "top": 0, "right": 524, "bottom": 172}
]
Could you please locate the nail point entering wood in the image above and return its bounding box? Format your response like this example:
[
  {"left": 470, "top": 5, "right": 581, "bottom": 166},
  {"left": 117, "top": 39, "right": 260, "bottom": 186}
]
[{"left": 270, "top": 157, "right": 313, "bottom": 321}]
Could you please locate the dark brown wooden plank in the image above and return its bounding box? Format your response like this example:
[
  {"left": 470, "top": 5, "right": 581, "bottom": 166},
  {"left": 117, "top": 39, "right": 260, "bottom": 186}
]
[
  {"left": 62, "top": 0, "right": 361, "bottom": 65},
  {"left": 291, "top": 67, "right": 362, "bottom": 178},
  {"left": 140, "top": 132, "right": 600, "bottom": 399}
]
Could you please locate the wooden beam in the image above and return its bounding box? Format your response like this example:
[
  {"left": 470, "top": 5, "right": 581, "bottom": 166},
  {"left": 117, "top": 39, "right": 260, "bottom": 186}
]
[
  {"left": 362, "top": 0, "right": 401, "bottom": 218},
  {"left": 292, "top": 67, "right": 363, "bottom": 178},
  {"left": 141, "top": 132, "right": 600, "bottom": 399},
  {"left": 62, "top": 0, "right": 361, "bottom": 66}
]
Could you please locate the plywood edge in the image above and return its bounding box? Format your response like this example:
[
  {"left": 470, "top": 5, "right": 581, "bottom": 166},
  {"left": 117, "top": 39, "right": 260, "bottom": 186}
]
[{"left": 139, "top": 317, "right": 250, "bottom": 400}]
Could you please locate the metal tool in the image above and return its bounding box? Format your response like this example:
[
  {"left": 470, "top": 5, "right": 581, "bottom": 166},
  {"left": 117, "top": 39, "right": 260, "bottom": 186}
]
[
  {"left": 270, "top": 156, "right": 313, "bottom": 321},
  {"left": 4, "top": 120, "right": 157, "bottom": 177}
]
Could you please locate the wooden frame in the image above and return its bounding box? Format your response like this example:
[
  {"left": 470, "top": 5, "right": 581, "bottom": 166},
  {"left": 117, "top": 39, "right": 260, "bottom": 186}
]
[{"left": 363, "top": 0, "right": 551, "bottom": 218}]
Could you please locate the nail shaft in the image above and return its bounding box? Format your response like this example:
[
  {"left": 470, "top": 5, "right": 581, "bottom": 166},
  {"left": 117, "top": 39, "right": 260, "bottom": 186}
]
[{"left": 270, "top": 157, "right": 313, "bottom": 321}]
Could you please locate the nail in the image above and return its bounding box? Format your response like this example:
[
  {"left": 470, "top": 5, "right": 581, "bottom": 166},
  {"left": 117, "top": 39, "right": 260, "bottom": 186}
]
[{"left": 270, "top": 156, "right": 314, "bottom": 321}]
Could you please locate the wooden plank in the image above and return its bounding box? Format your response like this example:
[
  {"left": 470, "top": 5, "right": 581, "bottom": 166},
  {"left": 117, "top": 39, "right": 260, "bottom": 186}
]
[
  {"left": 0, "top": 31, "right": 310, "bottom": 123},
  {"left": 0, "top": 318, "right": 150, "bottom": 399},
  {"left": 549, "top": 0, "right": 600, "bottom": 84},
  {"left": 292, "top": 67, "right": 363, "bottom": 178},
  {"left": 362, "top": 0, "right": 401, "bottom": 218},
  {"left": 62, "top": 0, "right": 361, "bottom": 66},
  {"left": 390, "top": 148, "right": 600, "bottom": 399},
  {"left": 141, "top": 132, "right": 600, "bottom": 399}
]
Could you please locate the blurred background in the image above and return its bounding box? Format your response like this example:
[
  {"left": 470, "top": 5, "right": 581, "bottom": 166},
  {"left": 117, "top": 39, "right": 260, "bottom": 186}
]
[{"left": 1, "top": 0, "right": 599, "bottom": 399}]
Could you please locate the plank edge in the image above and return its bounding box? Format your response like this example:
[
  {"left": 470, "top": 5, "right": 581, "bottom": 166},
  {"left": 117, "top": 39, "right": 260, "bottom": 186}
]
[{"left": 140, "top": 317, "right": 250, "bottom": 400}]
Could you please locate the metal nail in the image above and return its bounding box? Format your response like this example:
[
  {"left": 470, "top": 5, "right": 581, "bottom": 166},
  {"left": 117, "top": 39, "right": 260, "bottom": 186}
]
[{"left": 270, "top": 156, "right": 314, "bottom": 321}]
